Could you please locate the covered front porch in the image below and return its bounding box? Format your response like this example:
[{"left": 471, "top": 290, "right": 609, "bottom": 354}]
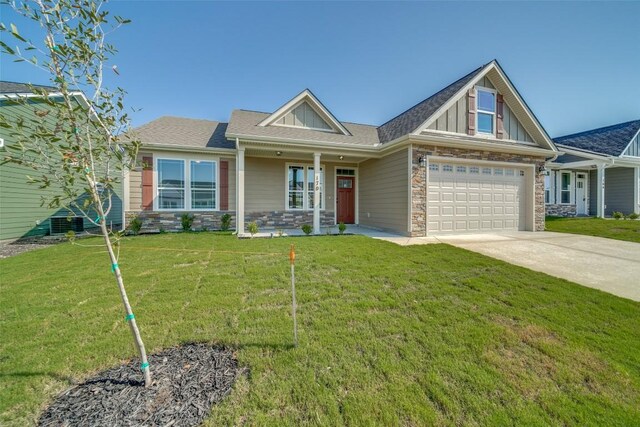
[{"left": 234, "top": 140, "right": 373, "bottom": 237}]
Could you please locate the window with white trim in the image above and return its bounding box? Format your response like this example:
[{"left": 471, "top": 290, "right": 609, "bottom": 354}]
[
  {"left": 287, "top": 164, "right": 323, "bottom": 210},
  {"left": 158, "top": 159, "right": 185, "bottom": 209},
  {"left": 157, "top": 158, "right": 218, "bottom": 210},
  {"left": 476, "top": 88, "right": 496, "bottom": 134},
  {"left": 561, "top": 172, "right": 571, "bottom": 204},
  {"left": 190, "top": 160, "right": 216, "bottom": 209},
  {"left": 544, "top": 174, "right": 551, "bottom": 203}
]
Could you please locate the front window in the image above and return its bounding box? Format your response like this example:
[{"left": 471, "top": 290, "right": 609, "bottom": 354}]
[
  {"left": 476, "top": 88, "right": 496, "bottom": 134},
  {"left": 287, "top": 164, "right": 323, "bottom": 210},
  {"left": 158, "top": 159, "right": 185, "bottom": 209},
  {"left": 190, "top": 160, "right": 216, "bottom": 209},
  {"left": 157, "top": 158, "right": 218, "bottom": 210},
  {"left": 561, "top": 172, "right": 571, "bottom": 204},
  {"left": 544, "top": 174, "right": 551, "bottom": 203}
]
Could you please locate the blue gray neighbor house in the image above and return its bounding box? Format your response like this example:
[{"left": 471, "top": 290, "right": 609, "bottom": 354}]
[{"left": 546, "top": 120, "right": 640, "bottom": 217}]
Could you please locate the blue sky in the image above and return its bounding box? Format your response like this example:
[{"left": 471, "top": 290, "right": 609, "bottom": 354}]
[{"left": 2, "top": 1, "right": 639, "bottom": 137}]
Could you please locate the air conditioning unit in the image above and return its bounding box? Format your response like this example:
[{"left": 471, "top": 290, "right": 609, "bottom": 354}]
[{"left": 50, "top": 216, "right": 84, "bottom": 235}]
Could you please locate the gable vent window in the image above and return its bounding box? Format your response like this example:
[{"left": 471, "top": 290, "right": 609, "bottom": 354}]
[{"left": 476, "top": 88, "right": 496, "bottom": 134}]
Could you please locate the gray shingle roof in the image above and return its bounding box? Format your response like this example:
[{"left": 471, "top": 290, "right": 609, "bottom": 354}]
[
  {"left": 554, "top": 119, "right": 640, "bottom": 157},
  {"left": 131, "top": 116, "right": 235, "bottom": 150},
  {"left": 0, "top": 81, "right": 56, "bottom": 94},
  {"left": 376, "top": 63, "right": 489, "bottom": 144},
  {"left": 226, "top": 110, "right": 379, "bottom": 146}
]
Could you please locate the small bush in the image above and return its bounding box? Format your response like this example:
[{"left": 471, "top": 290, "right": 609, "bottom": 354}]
[
  {"left": 247, "top": 221, "right": 259, "bottom": 236},
  {"left": 129, "top": 216, "right": 143, "bottom": 235},
  {"left": 220, "top": 213, "right": 232, "bottom": 231},
  {"left": 338, "top": 222, "right": 347, "bottom": 235},
  {"left": 181, "top": 213, "right": 195, "bottom": 231},
  {"left": 158, "top": 226, "right": 166, "bottom": 234},
  {"left": 301, "top": 224, "right": 313, "bottom": 235},
  {"left": 612, "top": 211, "right": 624, "bottom": 220},
  {"left": 628, "top": 212, "right": 639, "bottom": 220},
  {"left": 200, "top": 226, "right": 209, "bottom": 232}
]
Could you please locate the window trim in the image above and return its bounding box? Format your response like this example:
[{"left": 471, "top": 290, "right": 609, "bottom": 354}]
[
  {"left": 475, "top": 86, "right": 497, "bottom": 136},
  {"left": 285, "top": 162, "right": 326, "bottom": 211},
  {"left": 154, "top": 154, "right": 220, "bottom": 212},
  {"left": 559, "top": 171, "right": 572, "bottom": 205}
]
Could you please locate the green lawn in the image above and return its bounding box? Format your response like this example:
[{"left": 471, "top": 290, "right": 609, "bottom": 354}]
[
  {"left": 1, "top": 234, "right": 639, "bottom": 426},
  {"left": 546, "top": 216, "right": 640, "bottom": 243}
]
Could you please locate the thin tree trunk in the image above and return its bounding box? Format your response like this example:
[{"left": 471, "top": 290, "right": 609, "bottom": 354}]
[{"left": 99, "top": 217, "right": 152, "bottom": 387}]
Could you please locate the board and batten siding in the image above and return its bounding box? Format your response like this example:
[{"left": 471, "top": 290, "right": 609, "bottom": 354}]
[
  {"left": 0, "top": 99, "right": 123, "bottom": 241},
  {"left": 623, "top": 132, "right": 640, "bottom": 157},
  {"left": 275, "top": 102, "right": 333, "bottom": 131},
  {"left": 127, "top": 150, "right": 236, "bottom": 212},
  {"left": 426, "top": 75, "right": 533, "bottom": 143},
  {"left": 358, "top": 148, "right": 409, "bottom": 234},
  {"left": 604, "top": 167, "right": 635, "bottom": 215}
]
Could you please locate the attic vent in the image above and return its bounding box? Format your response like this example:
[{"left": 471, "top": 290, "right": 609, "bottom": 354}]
[{"left": 50, "top": 217, "right": 84, "bottom": 235}]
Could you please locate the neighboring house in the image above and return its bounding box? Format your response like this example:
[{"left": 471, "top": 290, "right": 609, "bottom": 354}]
[
  {"left": 0, "top": 81, "right": 124, "bottom": 242},
  {"left": 127, "top": 60, "right": 558, "bottom": 237},
  {"left": 546, "top": 120, "right": 640, "bottom": 217}
]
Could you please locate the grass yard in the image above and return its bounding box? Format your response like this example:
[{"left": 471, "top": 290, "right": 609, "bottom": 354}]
[
  {"left": 545, "top": 216, "right": 640, "bottom": 243},
  {"left": 1, "top": 234, "right": 639, "bottom": 426}
]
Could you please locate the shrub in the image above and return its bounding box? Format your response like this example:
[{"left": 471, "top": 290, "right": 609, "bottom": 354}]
[
  {"left": 338, "top": 222, "right": 347, "bottom": 235},
  {"left": 301, "top": 224, "right": 313, "bottom": 235},
  {"left": 612, "top": 211, "right": 624, "bottom": 220},
  {"left": 628, "top": 212, "right": 639, "bottom": 220},
  {"left": 220, "top": 213, "right": 232, "bottom": 231},
  {"left": 129, "top": 216, "right": 142, "bottom": 235},
  {"left": 158, "top": 226, "right": 166, "bottom": 234},
  {"left": 181, "top": 213, "right": 195, "bottom": 231},
  {"left": 247, "top": 221, "right": 259, "bottom": 237},
  {"left": 200, "top": 226, "right": 209, "bottom": 232}
]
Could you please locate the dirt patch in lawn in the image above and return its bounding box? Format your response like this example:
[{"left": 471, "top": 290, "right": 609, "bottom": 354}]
[{"left": 38, "top": 343, "right": 238, "bottom": 427}]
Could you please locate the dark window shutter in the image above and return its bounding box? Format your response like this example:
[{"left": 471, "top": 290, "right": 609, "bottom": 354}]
[
  {"left": 220, "top": 160, "right": 229, "bottom": 211},
  {"left": 142, "top": 155, "right": 153, "bottom": 211},
  {"left": 496, "top": 94, "right": 504, "bottom": 139},
  {"left": 467, "top": 88, "right": 476, "bottom": 135}
]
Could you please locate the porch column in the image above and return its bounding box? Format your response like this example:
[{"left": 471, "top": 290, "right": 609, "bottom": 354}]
[
  {"left": 596, "top": 164, "right": 605, "bottom": 218},
  {"left": 313, "top": 152, "right": 321, "bottom": 235},
  {"left": 634, "top": 167, "right": 640, "bottom": 214},
  {"left": 236, "top": 146, "right": 245, "bottom": 235}
]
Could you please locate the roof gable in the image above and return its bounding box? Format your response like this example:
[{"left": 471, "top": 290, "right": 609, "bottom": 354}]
[
  {"left": 377, "top": 61, "right": 556, "bottom": 151},
  {"left": 258, "top": 89, "right": 351, "bottom": 136},
  {"left": 554, "top": 119, "right": 640, "bottom": 157},
  {"left": 377, "top": 65, "right": 485, "bottom": 144}
]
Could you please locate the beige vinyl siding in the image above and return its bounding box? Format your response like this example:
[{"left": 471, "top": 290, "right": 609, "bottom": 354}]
[
  {"left": 358, "top": 148, "right": 409, "bottom": 234},
  {"left": 127, "top": 150, "right": 236, "bottom": 212},
  {"left": 503, "top": 102, "right": 533, "bottom": 143},
  {"left": 605, "top": 167, "right": 635, "bottom": 215},
  {"left": 275, "top": 102, "right": 333, "bottom": 131},
  {"left": 427, "top": 94, "right": 468, "bottom": 134},
  {"left": 245, "top": 157, "right": 347, "bottom": 212}
]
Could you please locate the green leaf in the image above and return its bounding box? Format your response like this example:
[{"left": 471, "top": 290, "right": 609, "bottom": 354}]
[
  {"left": 10, "top": 23, "right": 26, "bottom": 42},
  {"left": 0, "top": 41, "right": 15, "bottom": 55}
]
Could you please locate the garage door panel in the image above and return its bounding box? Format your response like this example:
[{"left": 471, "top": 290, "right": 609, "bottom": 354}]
[{"left": 427, "top": 162, "right": 526, "bottom": 235}]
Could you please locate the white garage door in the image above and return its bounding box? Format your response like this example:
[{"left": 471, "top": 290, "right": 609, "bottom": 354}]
[{"left": 427, "top": 162, "right": 526, "bottom": 234}]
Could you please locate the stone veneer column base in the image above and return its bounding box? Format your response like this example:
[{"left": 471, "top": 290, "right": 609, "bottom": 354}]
[{"left": 545, "top": 204, "right": 577, "bottom": 217}]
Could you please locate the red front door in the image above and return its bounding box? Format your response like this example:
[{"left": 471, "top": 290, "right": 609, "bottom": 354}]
[{"left": 336, "top": 177, "right": 355, "bottom": 224}]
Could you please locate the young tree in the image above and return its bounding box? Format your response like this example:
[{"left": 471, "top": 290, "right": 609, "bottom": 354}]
[{"left": 0, "top": 0, "right": 151, "bottom": 386}]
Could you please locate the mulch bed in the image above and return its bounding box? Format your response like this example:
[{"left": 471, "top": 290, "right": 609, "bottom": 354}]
[
  {"left": 38, "top": 343, "right": 238, "bottom": 427},
  {"left": 0, "top": 238, "right": 61, "bottom": 259}
]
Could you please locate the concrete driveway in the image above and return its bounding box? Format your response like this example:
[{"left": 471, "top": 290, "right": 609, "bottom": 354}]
[{"left": 377, "top": 231, "right": 640, "bottom": 302}]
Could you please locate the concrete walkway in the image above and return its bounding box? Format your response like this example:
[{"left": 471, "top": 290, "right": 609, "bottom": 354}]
[{"left": 373, "top": 231, "right": 640, "bottom": 302}]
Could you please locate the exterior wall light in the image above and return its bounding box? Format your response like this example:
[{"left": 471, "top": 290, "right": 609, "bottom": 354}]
[
  {"left": 276, "top": 151, "right": 282, "bottom": 156},
  {"left": 418, "top": 155, "right": 425, "bottom": 165}
]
